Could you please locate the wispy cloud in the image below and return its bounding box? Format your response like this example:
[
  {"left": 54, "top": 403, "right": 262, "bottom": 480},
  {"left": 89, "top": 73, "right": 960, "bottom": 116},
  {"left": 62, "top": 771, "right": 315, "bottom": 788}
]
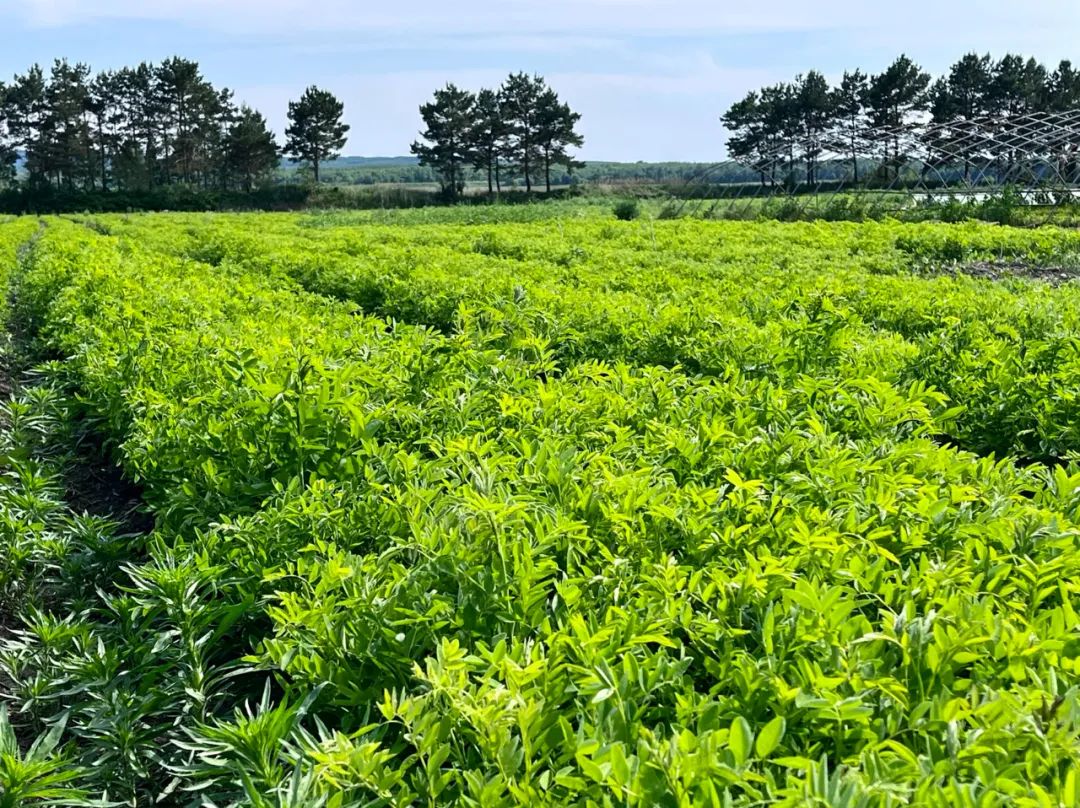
[
  {"left": 15, "top": 0, "right": 842, "bottom": 34},
  {"left": 4, "top": 0, "right": 1080, "bottom": 161},
  {"left": 21, "top": 0, "right": 1076, "bottom": 39}
]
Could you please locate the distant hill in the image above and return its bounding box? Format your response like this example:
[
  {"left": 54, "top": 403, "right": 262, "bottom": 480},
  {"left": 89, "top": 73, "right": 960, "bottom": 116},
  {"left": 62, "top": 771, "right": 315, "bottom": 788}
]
[
  {"left": 277, "top": 157, "right": 739, "bottom": 188},
  {"left": 281, "top": 156, "right": 420, "bottom": 170}
]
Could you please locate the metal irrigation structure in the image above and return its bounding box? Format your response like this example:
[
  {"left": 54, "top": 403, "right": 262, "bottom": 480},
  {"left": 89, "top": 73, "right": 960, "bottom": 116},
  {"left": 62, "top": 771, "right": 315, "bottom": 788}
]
[{"left": 672, "top": 109, "right": 1080, "bottom": 222}]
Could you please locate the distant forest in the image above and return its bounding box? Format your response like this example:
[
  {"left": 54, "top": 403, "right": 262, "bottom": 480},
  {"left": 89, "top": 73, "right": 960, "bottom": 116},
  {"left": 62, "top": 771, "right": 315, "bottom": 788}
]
[{"left": 277, "top": 158, "right": 738, "bottom": 188}]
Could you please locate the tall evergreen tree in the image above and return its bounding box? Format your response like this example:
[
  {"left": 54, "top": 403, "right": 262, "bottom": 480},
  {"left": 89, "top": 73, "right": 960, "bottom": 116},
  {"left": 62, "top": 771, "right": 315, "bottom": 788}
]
[
  {"left": 943, "top": 53, "right": 994, "bottom": 120},
  {"left": 155, "top": 58, "right": 223, "bottom": 184},
  {"left": 469, "top": 88, "right": 508, "bottom": 194},
  {"left": 988, "top": 54, "right": 1048, "bottom": 116},
  {"left": 763, "top": 82, "right": 801, "bottom": 185},
  {"left": 3, "top": 66, "right": 49, "bottom": 188},
  {"left": 411, "top": 83, "right": 475, "bottom": 200},
  {"left": 0, "top": 82, "right": 15, "bottom": 187},
  {"left": 225, "top": 106, "right": 279, "bottom": 191},
  {"left": 722, "top": 89, "right": 788, "bottom": 187},
  {"left": 929, "top": 54, "right": 993, "bottom": 180},
  {"left": 86, "top": 71, "right": 118, "bottom": 191},
  {"left": 43, "top": 59, "right": 92, "bottom": 190},
  {"left": 112, "top": 63, "right": 162, "bottom": 190},
  {"left": 284, "top": 86, "right": 348, "bottom": 184},
  {"left": 201, "top": 88, "right": 237, "bottom": 189},
  {"left": 722, "top": 91, "right": 770, "bottom": 186},
  {"left": 831, "top": 69, "right": 868, "bottom": 182},
  {"left": 1050, "top": 60, "right": 1080, "bottom": 111},
  {"left": 535, "top": 88, "right": 584, "bottom": 192},
  {"left": 795, "top": 71, "right": 834, "bottom": 185},
  {"left": 986, "top": 55, "right": 1050, "bottom": 179},
  {"left": 866, "top": 55, "right": 931, "bottom": 180},
  {"left": 500, "top": 72, "right": 547, "bottom": 192}
]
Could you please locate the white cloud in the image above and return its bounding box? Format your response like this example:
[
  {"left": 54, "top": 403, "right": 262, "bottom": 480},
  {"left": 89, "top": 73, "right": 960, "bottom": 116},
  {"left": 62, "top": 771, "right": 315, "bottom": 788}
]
[
  {"left": 17, "top": 0, "right": 1075, "bottom": 41},
  {"left": 13, "top": 0, "right": 830, "bottom": 33},
  {"left": 235, "top": 54, "right": 776, "bottom": 162},
  {"left": 6, "top": 0, "right": 1080, "bottom": 161}
]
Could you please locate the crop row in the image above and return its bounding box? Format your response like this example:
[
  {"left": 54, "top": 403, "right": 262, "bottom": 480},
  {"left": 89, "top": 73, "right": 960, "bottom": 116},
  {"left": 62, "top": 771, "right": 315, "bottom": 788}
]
[
  {"left": 96, "top": 213, "right": 1080, "bottom": 461},
  {"left": 4, "top": 217, "right": 1080, "bottom": 804}
]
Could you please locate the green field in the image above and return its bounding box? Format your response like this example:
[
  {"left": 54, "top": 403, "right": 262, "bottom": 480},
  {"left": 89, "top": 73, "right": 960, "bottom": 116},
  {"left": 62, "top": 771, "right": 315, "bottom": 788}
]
[{"left": 2, "top": 208, "right": 1080, "bottom": 805}]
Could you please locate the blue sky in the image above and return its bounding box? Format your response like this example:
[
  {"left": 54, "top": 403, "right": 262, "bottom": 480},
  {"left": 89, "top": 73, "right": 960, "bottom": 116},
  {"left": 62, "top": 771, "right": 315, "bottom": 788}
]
[{"left": 2, "top": 0, "right": 1078, "bottom": 161}]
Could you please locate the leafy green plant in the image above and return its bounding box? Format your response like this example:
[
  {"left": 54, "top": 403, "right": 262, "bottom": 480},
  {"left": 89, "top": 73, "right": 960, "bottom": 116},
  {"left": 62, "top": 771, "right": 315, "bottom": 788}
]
[
  {"left": 5, "top": 213, "right": 1080, "bottom": 804},
  {"left": 0, "top": 706, "right": 87, "bottom": 807}
]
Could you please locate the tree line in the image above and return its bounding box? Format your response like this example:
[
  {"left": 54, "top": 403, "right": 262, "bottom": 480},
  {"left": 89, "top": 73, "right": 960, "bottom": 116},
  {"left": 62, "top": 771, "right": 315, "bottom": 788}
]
[
  {"left": 723, "top": 53, "right": 1080, "bottom": 187},
  {"left": 0, "top": 59, "right": 584, "bottom": 202},
  {"left": 303, "top": 160, "right": 740, "bottom": 189},
  {"left": 0, "top": 57, "right": 351, "bottom": 193},
  {"left": 411, "top": 73, "right": 584, "bottom": 198}
]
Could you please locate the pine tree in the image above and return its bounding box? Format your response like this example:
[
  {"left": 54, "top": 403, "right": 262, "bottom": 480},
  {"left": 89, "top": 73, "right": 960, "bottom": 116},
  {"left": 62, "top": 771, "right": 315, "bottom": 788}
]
[
  {"left": 723, "top": 90, "right": 784, "bottom": 187},
  {"left": 500, "top": 72, "right": 546, "bottom": 192},
  {"left": 411, "top": 83, "right": 475, "bottom": 200},
  {"left": 831, "top": 70, "right": 868, "bottom": 183},
  {"left": 225, "top": 106, "right": 279, "bottom": 191},
  {"left": 795, "top": 71, "right": 833, "bottom": 185},
  {"left": 929, "top": 54, "right": 993, "bottom": 181},
  {"left": 155, "top": 58, "right": 224, "bottom": 184},
  {"left": 43, "top": 59, "right": 92, "bottom": 190},
  {"left": 536, "top": 88, "right": 584, "bottom": 192},
  {"left": 0, "top": 82, "right": 15, "bottom": 187},
  {"left": 3, "top": 65, "right": 49, "bottom": 189},
  {"left": 1050, "top": 60, "right": 1080, "bottom": 111},
  {"left": 86, "top": 71, "right": 118, "bottom": 192},
  {"left": 866, "top": 55, "right": 931, "bottom": 181},
  {"left": 112, "top": 63, "right": 162, "bottom": 190},
  {"left": 284, "top": 86, "right": 349, "bottom": 184},
  {"left": 469, "top": 88, "right": 507, "bottom": 195}
]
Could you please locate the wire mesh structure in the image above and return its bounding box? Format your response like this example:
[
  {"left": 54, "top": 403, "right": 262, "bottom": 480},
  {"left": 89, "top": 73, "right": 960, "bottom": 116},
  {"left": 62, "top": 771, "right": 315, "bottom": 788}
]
[{"left": 673, "top": 109, "right": 1080, "bottom": 221}]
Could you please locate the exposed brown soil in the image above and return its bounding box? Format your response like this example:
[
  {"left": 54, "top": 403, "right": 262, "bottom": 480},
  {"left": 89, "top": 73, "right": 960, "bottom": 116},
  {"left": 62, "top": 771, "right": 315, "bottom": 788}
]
[
  {"left": 941, "top": 260, "right": 1080, "bottom": 285},
  {"left": 62, "top": 440, "right": 156, "bottom": 534}
]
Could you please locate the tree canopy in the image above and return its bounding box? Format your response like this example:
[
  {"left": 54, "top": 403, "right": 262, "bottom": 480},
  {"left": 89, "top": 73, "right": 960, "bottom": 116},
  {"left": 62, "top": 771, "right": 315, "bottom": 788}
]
[
  {"left": 284, "top": 86, "right": 349, "bottom": 184},
  {"left": 411, "top": 73, "right": 584, "bottom": 197},
  {"left": 410, "top": 83, "right": 475, "bottom": 199},
  {"left": 723, "top": 51, "right": 1080, "bottom": 187},
  {"left": 0, "top": 57, "right": 294, "bottom": 194}
]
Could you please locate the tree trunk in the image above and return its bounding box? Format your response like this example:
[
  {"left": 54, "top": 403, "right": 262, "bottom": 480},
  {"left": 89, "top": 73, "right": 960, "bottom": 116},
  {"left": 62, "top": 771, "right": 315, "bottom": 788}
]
[
  {"left": 851, "top": 132, "right": 858, "bottom": 184},
  {"left": 145, "top": 133, "right": 154, "bottom": 190},
  {"left": 84, "top": 136, "right": 95, "bottom": 192},
  {"left": 100, "top": 122, "right": 108, "bottom": 193},
  {"left": 544, "top": 147, "right": 551, "bottom": 193},
  {"left": 487, "top": 155, "right": 493, "bottom": 195},
  {"left": 495, "top": 158, "right": 501, "bottom": 194},
  {"left": 163, "top": 132, "right": 172, "bottom": 185}
]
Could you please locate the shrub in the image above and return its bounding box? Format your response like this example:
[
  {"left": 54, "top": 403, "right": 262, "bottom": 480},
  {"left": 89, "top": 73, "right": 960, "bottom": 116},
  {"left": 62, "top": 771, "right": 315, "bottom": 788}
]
[{"left": 612, "top": 199, "right": 640, "bottom": 221}]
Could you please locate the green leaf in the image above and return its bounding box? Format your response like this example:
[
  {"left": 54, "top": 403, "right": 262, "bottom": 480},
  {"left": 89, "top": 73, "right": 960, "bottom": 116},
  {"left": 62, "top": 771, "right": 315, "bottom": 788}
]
[
  {"left": 729, "top": 716, "right": 753, "bottom": 767},
  {"left": 755, "top": 716, "right": 786, "bottom": 759},
  {"left": 609, "top": 743, "right": 630, "bottom": 786}
]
